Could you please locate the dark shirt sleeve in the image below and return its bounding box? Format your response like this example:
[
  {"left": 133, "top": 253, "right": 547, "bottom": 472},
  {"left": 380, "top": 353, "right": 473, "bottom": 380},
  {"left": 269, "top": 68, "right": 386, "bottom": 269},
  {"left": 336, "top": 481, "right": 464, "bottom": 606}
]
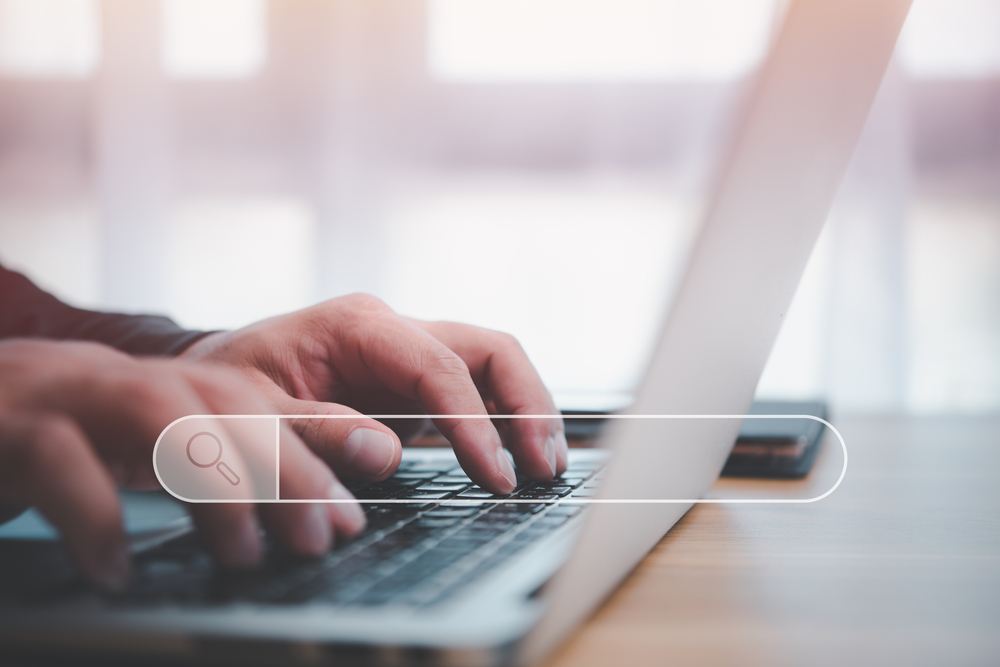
[{"left": 0, "top": 264, "right": 212, "bottom": 357}]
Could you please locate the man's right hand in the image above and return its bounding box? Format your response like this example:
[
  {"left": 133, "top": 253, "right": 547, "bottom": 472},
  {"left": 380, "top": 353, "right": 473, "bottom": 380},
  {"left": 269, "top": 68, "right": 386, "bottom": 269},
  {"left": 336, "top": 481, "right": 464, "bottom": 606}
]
[{"left": 0, "top": 340, "right": 365, "bottom": 590}]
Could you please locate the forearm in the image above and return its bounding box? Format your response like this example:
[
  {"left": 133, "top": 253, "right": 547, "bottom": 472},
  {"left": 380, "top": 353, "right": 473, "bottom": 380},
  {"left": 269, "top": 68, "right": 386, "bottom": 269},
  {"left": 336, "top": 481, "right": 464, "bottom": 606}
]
[{"left": 0, "top": 265, "right": 210, "bottom": 356}]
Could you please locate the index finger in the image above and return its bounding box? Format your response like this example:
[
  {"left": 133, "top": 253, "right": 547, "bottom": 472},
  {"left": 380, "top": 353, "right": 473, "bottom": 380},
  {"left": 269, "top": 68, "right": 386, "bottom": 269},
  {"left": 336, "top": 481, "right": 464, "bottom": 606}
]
[
  {"left": 411, "top": 321, "right": 567, "bottom": 478},
  {"left": 329, "top": 312, "right": 517, "bottom": 495}
]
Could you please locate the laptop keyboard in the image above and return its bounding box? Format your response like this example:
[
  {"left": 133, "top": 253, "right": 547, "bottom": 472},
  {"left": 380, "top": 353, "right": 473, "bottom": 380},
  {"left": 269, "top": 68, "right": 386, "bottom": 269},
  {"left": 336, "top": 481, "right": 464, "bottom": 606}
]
[{"left": 93, "top": 456, "right": 603, "bottom": 609}]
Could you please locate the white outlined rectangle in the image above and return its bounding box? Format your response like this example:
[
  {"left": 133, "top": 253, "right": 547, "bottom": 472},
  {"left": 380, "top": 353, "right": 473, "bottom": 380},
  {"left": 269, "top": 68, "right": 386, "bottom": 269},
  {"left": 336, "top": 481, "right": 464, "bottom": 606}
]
[{"left": 154, "top": 414, "right": 846, "bottom": 504}]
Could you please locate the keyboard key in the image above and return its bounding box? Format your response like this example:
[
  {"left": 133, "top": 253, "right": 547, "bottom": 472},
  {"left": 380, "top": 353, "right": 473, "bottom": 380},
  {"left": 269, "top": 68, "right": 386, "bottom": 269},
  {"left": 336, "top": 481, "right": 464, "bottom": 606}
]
[
  {"left": 527, "top": 485, "right": 573, "bottom": 496},
  {"left": 423, "top": 508, "right": 479, "bottom": 518},
  {"left": 415, "top": 483, "right": 468, "bottom": 492},
  {"left": 531, "top": 480, "right": 578, "bottom": 489},
  {"left": 391, "top": 471, "right": 439, "bottom": 480},
  {"left": 498, "top": 502, "right": 544, "bottom": 513},
  {"left": 437, "top": 531, "right": 494, "bottom": 548},
  {"left": 416, "top": 518, "right": 462, "bottom": 529},
  {"left": 401, "top": 491, "right": 452, "bottom": 500},
  {"left": 387, "top": 478, "right": 425, "bottom": 487},
  {"left": 370, "top": 502, "right": 434, "bottom": 511},
  {"left": 351, "top": 486, "right": 403, "bottom": 500},
  {"left": 85, "top": 458, "right": 607, "bottom": 613},
  {"left": 406, "top": 462, "right": 460, "bottom": 473},
  {"left": 478, "top": 511, "right": 531, "bottom": 524},
  {"left": 531, "top": 515, "right": 570, "bottom": 529},
  {"left": 365, "top": 503, "right": 419, "bottom": 514},
  {"left": 363, "top": 509, "right": 408, "bottom": 531},
  {"left": 545, "top": 505, "right": 583, "bottom": 518},
  {"left": 515, "top": 492, "right": 558, "bottom": 500},
  {"left": 441, "top": 500, "right": 486, "bottom": 508},
  {"left": 433, "top": 474, "right": 472, "bottom": 484},
  {"left": 459, "top": 521, "right": 507, "bottom": 536},
  {"left": 457, "top": 489, "right": 495, "bottom": 499},
  {"left": 433, "top": 537, "right": 485, "bottom": 554},
  {"left": 352, "top": 552, "right": 466, "bottom": 605}
]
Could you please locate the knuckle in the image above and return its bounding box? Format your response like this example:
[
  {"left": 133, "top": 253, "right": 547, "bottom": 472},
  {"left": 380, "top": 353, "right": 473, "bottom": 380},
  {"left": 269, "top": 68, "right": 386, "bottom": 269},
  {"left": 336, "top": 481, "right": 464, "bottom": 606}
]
[
  {"left": 340, "top": 293, "right": 391, "bottom": 314},
  {"left": 289, "top": 405, "right": 334, "bottom": 449},
  {"left": 197, "top": 366, "right": 253, "bottom": 398},
  {"left": 492, "top": 330, "right": 523, "bottom": 352},
  {"left": 313, "top": 294, "right": 397, "bottom": 342},
  {"left": 428, "top": 349, "right": 470, "bottom": 378},
  {"left": 297, "top": 419, "right": 324, "bottom": 448},
  {"left": 117, "top": 368, "right": 185, "bottom": 419}
]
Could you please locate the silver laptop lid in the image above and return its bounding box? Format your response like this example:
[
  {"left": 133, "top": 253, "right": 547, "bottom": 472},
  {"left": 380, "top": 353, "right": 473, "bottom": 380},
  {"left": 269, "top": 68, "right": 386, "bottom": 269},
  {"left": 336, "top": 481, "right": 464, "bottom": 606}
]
[{"left": 521, "top": 0, "right": 913, "bottom": 661}]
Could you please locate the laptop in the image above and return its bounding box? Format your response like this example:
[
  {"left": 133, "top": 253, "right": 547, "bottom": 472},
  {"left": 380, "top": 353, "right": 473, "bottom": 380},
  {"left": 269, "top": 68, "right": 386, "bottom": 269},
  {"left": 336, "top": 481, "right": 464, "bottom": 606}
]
[{"left": 0, "top": 0, "right": 912, "bottom": 664}]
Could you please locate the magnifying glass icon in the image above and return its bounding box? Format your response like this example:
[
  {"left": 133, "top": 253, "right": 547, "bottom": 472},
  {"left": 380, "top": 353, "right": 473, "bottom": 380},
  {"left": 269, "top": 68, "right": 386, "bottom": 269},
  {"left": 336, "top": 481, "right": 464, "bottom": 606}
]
[{"left": 186, "top": 432, "right": 240, "bottom": 486}]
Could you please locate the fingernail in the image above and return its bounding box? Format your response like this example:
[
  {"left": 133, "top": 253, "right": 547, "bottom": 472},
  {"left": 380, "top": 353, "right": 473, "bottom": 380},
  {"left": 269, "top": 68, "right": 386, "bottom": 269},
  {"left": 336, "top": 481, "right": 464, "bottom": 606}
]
[
  {"left": 543, "top": 435, "right": 557, "bottom": 478},
  {"left": 226, "top": 513, "right": 262, "bottom": 568},
  {"left": 343, "top": 428, "right": 396, "bottom": 477},
  {"left": 97, "top": 544, "right": 130, "bottom": 591},
  {"left": 556, "top": 430, "right": 569, "bottom": 473},
  {"left": 495, "top": 447, "right": 517, "bottom": 491},
  {"left": 327, "top": 481, "right": 366, "bottom": 535},
  {"left": 301, "top": 503, "right": 332, "bottom": 554}
]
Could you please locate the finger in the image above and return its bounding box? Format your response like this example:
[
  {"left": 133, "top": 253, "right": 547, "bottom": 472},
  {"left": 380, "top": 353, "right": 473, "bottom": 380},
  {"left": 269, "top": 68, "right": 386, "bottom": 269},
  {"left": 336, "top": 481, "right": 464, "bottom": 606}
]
[
  {"left": 182, "top": 369, "right": 365, "bottom": 554},
  {"left": 259, "top": 421, "right": 366, "bottom": 553},
  {"left": 40, "top": 353, "right": 232, "bottom": 488},
  {"left": 334, "top": 387, "right": 430, "bottom": 444},
  {"left": 95, "top": 364, "right": 267, "bottom": 566},
  {"left": 415, "top": 322, "right": 567, "bottom": 478},
  {"left": 188, "top": 503, "right": 262, "bottom": 569},
  {"left": 0, "top": 413, "right": 128, "bottom": 590},
  {"left": 340, "top": 315, "right": 517, "bottom": 493},
  {"left": 268, "top": 393, "right": 402, "bottom": 483}
]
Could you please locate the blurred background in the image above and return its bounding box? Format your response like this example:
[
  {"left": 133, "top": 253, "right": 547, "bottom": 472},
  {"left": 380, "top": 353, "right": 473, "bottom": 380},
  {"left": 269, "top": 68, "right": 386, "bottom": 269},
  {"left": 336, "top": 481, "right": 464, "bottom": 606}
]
[{"left": 0, "top": 0, "right": 996, "bottom": 414}]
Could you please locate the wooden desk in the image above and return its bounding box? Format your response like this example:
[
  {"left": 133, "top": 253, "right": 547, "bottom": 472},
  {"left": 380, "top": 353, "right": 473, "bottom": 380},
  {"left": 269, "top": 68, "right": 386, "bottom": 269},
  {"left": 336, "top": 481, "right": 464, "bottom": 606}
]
[{"left": 544, "top": 415, "right": 1000, "bottom": 667}]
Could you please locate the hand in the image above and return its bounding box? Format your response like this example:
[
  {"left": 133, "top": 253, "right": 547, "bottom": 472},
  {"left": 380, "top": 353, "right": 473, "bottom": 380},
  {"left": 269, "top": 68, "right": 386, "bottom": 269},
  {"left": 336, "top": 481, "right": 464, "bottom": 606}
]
[
  {"left": 0, "top": 340, "right": 365, "bottom": 590},
  {"left": 180, "top": 294, "right": 568, "bottom": 494}
]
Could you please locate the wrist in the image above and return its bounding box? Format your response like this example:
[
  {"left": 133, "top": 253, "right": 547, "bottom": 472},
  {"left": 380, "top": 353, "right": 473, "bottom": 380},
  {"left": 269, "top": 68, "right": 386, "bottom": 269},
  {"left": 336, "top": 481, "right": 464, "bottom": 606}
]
[{"left": 177, "top": 330, "right": 229, "bottom": 361}]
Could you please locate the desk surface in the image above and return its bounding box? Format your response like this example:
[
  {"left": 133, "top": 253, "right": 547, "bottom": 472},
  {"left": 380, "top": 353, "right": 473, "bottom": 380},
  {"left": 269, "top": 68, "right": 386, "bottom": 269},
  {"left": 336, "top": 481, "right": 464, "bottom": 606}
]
[{"left": 543, "top": 415, "right": 1000, "bottom": 667}]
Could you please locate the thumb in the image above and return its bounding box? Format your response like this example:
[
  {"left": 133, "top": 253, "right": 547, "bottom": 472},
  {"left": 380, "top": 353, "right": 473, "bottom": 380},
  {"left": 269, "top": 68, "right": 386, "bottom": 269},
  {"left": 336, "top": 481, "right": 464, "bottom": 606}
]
[{"left": 273, "top": 396, "right": 402, "bottom": 482}]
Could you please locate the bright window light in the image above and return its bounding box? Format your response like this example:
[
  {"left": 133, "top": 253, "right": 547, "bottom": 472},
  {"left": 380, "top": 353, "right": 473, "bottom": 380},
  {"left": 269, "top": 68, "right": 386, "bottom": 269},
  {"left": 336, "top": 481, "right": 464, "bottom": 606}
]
[
  {"left": 164, "top": 197, "right": 317, "bottom": 330},
  {"left": 427, "top": 0, "right": 778, "bottom": 82},
  {"left": 898, "top": 0, "right": 1000, "bottom": 78},
  {"left": 908, "top": 198, "right": 1000, "bottom": 412},
  {"left": 161, "top": 0, "right": 266, "bottom": 79},
  {"left": 0, "top": 0, "right": 99, "bottom": 78},
  {"left": 0, "top": 198, "right": 101, "bottom": 308},
  {"left": 380, "top": 180, "right": 699, "bottom": 405}
]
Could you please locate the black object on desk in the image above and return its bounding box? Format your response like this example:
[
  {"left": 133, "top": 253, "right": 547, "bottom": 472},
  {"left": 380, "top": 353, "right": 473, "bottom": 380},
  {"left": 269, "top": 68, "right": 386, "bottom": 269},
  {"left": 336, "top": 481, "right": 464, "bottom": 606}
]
[
  {"left": 719, "top": 400, "right": 827, "bottom": 479},
  {"left": 562, "top": 400, "right": 828, "bottom": 479}
]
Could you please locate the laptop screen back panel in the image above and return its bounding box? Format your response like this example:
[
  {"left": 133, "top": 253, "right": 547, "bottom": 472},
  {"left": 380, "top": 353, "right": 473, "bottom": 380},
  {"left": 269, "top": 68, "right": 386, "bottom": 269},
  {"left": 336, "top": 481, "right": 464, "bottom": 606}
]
[{"left": 521, "top": 0, "right": 913, "bottom": 661}]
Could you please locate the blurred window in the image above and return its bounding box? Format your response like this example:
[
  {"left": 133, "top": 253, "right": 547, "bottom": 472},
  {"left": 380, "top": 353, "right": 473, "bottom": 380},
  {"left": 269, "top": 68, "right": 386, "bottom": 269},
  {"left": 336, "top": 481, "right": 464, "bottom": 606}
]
[
  {"left": 908, "top": 198, "right": 1000, "bottom": 412},
  {"left": 0, "top": 199, "right": 100, "bottom": 308},
  {"left": 164, "top": 196, "right": 317, "bottom": 330},
  {"left": 0, "top": 0, "right": 996, "bottom": 414},
  {"left": 899, "top": 0, "right": 1000, "bottom": 77},
  {"left": 380, "top": 181, "right": 698, "bottom": 401},
  {"left": 427, "top": 0, "right": 779, "bottom": 82},
  {"left": 161, "top": 0, "right": 266, "bottom": 79},
  {"left": 0, "top": 0, "right": 99, "bottom": 78}
]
